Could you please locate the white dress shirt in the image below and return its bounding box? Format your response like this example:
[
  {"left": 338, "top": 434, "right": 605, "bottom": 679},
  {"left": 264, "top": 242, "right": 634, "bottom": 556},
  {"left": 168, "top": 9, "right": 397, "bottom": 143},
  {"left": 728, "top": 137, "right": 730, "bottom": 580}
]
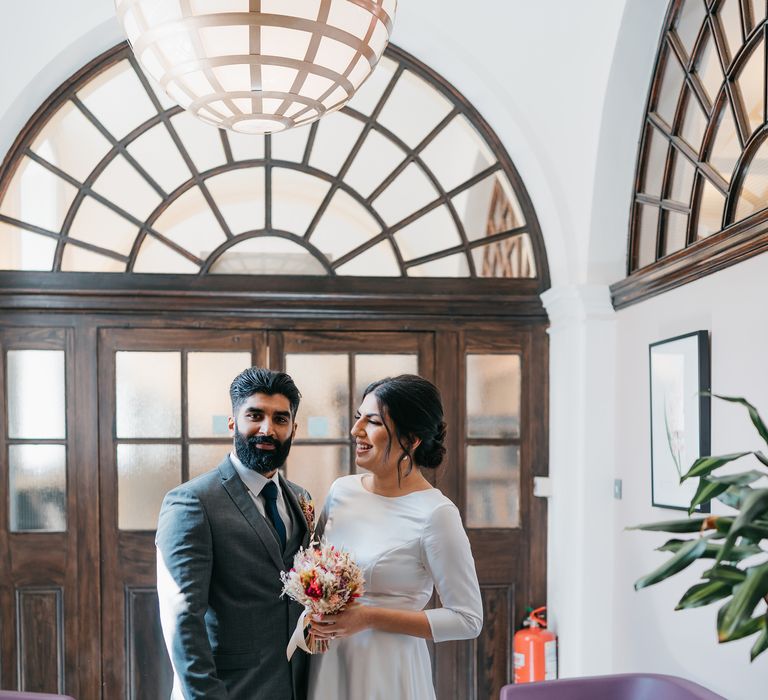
[{"left": 230, "top": 451, "right": 293, "bottom": 540}]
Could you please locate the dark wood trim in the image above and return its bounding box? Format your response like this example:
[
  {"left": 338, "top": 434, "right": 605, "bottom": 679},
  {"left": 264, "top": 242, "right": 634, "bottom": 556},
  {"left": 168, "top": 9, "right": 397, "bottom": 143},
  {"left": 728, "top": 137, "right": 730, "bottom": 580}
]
[
  {"left": 611, "top": 203, "right": 768, "bottom": 307},
  {"left": 0, "top": 272, "right": 547, "bottom": 320},
  {"left": 15, "top": 587, "right": 65, "bottom": 693},
  {"left": 72, "top": 322, "right": 101, "bottom": 700}
]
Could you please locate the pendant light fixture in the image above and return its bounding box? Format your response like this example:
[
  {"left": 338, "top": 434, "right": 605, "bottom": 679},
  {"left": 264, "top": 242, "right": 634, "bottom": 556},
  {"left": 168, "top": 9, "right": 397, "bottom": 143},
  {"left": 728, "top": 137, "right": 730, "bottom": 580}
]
[{"left": 115, "top": 0, "right": 397, "bottom": 134}]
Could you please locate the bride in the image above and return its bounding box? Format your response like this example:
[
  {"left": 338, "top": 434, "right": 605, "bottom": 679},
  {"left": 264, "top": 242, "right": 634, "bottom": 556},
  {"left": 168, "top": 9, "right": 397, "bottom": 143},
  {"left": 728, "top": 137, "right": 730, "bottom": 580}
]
[{"left": 307, "top": 374, "right": 482, "bottom": 700}]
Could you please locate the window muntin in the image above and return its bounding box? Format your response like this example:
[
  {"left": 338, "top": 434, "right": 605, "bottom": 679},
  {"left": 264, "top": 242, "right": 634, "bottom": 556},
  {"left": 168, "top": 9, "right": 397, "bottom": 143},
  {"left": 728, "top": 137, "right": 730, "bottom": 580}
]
[
  {"left": 629, "top": 0, "right": 768, "bottom": 274},
  {"left": 0, "top": 45, "right": 543, "bottom": 280}
]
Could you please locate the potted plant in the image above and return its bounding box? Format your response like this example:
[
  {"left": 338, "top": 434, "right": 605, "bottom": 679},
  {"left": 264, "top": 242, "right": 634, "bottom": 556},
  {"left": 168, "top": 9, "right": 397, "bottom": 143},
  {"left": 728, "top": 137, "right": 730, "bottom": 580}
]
[{"left": 631, "top": 395, "right": 768, "bottom": 661}]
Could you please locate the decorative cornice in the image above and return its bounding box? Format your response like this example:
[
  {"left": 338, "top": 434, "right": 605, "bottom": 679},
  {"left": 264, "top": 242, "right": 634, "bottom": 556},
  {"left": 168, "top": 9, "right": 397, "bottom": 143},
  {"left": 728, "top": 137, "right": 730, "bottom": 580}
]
[
  {"left": 0, "top": 272, "right": 548, "bottom": 321},
  {"left": 541, "top": 284, "right": 615, "bottom": 331}
]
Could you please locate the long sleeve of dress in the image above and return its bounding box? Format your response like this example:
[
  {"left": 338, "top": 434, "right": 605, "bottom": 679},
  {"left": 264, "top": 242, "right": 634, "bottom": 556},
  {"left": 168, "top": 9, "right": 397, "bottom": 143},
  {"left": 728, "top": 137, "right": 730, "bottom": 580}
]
[{"left": 421, "top": 503, "right": 483, "bottom": 642}]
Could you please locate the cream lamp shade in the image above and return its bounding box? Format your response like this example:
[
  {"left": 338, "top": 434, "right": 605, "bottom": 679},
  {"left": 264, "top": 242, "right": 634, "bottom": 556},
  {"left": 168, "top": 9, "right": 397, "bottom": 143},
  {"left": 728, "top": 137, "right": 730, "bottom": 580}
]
[{"left": 114, "top": 0, "right": 397, "bottom": 134}]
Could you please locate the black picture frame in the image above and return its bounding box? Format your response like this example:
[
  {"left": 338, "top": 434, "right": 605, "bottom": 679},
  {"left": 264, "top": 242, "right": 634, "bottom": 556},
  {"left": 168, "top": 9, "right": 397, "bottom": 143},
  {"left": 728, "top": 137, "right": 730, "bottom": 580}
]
[{"left": 649, "top": 330, "right": 711, "bottom": 511}]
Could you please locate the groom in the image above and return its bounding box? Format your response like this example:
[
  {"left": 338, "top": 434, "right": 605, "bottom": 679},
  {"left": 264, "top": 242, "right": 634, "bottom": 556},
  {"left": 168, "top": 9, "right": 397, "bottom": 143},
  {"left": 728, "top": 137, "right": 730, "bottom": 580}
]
[{"left": 156, "top": 367, "right": 312, "bottom": 699}]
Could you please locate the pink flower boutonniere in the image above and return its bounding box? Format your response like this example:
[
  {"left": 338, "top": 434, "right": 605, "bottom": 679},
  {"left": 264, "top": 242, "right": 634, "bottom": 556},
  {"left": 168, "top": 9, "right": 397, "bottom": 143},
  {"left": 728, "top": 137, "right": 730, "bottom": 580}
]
[{"left": 299, "top": 495, "right": 315, "bottom": 535}]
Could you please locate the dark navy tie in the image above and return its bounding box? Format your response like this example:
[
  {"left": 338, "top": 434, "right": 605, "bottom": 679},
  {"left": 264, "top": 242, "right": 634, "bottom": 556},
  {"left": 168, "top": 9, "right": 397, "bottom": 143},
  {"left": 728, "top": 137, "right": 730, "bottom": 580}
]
[{"left": 262, "top": 481, "right": 287, "bottom": 551}]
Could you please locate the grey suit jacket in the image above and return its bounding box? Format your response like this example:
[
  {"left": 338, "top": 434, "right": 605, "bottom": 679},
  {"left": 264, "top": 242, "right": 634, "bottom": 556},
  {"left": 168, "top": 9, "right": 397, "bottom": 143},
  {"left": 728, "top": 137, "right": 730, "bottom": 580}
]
[{"left": 156, "top": 456, "right": 311, "bottom": 700}]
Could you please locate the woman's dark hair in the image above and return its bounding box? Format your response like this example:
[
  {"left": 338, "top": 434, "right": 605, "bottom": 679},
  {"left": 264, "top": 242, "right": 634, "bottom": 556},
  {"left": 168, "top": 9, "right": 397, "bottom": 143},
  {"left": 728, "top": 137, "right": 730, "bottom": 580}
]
[
  {"left": 363, "top": 374, "right": 447, "bottom": 481},
  {"left": 230, "top": 367, "right": 301, "bottom": 417}
]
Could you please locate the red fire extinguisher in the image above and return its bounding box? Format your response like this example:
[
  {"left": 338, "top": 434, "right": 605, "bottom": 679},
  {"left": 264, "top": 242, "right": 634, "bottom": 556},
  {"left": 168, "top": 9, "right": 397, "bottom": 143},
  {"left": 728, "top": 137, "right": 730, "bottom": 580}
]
[{"left": 513, "top": 606, "right": 557, "bottom": 683}]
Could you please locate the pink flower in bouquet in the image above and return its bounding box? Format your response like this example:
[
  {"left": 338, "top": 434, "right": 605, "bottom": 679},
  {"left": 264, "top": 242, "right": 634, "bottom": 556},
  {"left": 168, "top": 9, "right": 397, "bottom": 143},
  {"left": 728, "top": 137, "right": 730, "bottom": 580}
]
[
  {"left": 281, "top": 539, "right": 365, "bottom": 654},
  {"left": 306, "top": 577, "right": 323, "bottom": 600}
]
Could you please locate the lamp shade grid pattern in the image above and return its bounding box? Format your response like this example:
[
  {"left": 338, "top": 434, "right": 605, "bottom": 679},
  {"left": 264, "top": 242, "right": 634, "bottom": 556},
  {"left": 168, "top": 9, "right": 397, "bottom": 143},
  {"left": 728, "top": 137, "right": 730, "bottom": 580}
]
[{"left": 114, "top": 0, "right": 396, "bottom": 134}]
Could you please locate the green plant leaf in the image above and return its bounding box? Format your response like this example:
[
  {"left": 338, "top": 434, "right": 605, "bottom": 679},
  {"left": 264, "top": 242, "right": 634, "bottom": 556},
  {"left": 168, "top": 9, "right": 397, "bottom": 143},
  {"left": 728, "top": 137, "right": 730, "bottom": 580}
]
[
  {"left": 681, "top": 452, "right": 751, "bottom": 482},
  {"left": 712, "top": 516, "right": 735, "bottom": 534},
  {"left": 713, "top": 395, "right": 768, "bottom": 448},
  {"left": 689, "top": 471, "right": 766, "bottom": 515},
  {"left": 750, "top": 617, "right": 768, "bottom": 661},
  {"left": 634, "top": 537, "right": 710, "bottom": 590},
  {"left": 717, "top": 613, "right": 763, "bottom": 643},
  {"left": 629, "top": 518, "right": 716, "bottom": 534},
  {"left": 703, "top": 565, "right": 746, "bottom": 584},
  {"left": 717, "top": 562, "right": 768, "bottom": 642},
  {"left": 754, "top": 451, "right": 768, "bottom": 468},
  {"left": 708, "top": 470, "right": 766, "bottom": 486},
  {"left": 688, "top": 478, "right": 729, "bottom": 514},
  {"left": 741, "top": 522, "right": 768, "bottom": 542},
  {"left": 717, "top": 485, "right": 753, "bottom": 510},
  {"left": 716, "top": 489, "right": 768, "bottom": 564},
  {"left": 657, "top": 539, "right": 760, "bottom": 561},
  {"left": 676, "top": 579, "right": 732, "bottom": 610}
]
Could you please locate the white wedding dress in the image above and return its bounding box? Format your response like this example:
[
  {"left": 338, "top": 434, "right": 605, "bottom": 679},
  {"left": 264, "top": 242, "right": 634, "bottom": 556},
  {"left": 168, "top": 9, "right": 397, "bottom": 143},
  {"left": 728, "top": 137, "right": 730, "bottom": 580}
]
[{"left": 307, "top": 474, "right": 482, "bottom": 700}]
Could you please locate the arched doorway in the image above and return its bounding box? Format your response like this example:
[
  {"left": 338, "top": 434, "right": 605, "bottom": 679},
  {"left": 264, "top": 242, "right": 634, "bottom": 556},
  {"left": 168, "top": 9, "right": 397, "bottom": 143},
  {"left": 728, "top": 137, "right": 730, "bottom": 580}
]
[{"left": 0, "top": 42, "right": 549, "bottom": 700}]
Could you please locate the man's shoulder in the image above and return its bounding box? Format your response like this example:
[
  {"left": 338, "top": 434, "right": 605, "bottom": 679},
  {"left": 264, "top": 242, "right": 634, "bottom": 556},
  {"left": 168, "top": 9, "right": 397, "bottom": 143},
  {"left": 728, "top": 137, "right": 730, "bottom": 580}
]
[
  {"left": 282, "top": 476, "right": 310, "bottom": 500},
  {"left": 167, "top": 460, "right": 229, "bottom": 499}
]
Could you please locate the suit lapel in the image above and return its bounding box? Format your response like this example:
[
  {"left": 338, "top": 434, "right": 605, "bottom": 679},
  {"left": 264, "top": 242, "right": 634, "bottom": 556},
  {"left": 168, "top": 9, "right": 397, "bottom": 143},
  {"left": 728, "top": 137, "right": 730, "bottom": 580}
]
[
  {"left": 280, "top": 474, "right": 309, "bottom": 548},
  {"left": 217, "top": 457, "right": 285, "bottom": 570}
]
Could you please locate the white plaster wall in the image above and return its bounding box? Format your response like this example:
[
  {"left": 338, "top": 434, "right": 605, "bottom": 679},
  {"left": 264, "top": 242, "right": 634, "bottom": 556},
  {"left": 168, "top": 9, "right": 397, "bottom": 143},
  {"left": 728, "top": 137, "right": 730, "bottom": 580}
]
[
  {"left": 611, "top": 252, "right": 768, "bottom": 700},
  {"left": 588, "top": 0, "right": 668, "bottom": 283},
  {"left": 0, "top": 1, "right": 122, "bottom": 162}
]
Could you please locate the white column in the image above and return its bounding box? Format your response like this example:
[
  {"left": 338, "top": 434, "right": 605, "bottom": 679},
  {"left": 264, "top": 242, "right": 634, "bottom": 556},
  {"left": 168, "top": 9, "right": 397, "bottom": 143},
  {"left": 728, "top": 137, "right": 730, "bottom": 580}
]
[{"left": 541, "top": 283, "right": 617, "bottom": 677}]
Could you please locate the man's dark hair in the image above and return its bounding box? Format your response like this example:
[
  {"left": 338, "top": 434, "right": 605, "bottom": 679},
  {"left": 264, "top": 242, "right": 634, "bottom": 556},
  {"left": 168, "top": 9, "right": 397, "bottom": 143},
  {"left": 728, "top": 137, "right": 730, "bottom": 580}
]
[{"left": 229, "top": 367, "right": 301, "bottom": 417}]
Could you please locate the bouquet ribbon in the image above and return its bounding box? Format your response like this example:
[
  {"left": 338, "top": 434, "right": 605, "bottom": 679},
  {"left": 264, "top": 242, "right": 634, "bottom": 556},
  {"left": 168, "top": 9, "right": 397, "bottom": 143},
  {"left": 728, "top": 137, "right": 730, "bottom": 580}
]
[{"left": 287, "top": 609, "right": 312, "bottom": 660}]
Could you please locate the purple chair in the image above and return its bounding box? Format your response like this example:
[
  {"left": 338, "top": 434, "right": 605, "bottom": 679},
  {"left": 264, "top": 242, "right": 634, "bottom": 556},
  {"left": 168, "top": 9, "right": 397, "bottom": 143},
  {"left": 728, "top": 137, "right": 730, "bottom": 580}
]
[
  {"left": 499, "top": 673, "right": 726, "bottom": 699},
  {"left": 0, "top": 692, "right": 76, "bottom": 700}
]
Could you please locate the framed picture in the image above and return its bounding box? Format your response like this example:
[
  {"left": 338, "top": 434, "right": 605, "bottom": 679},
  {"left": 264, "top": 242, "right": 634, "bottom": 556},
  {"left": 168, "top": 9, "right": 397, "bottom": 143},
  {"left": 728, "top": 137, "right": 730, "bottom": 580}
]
[{"left": 649, "top": 331, "right": 711, "bottom": 511}]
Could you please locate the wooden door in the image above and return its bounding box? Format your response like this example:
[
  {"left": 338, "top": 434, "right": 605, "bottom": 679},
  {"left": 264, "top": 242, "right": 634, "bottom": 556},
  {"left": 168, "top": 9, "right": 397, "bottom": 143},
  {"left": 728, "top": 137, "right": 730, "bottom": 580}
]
[
  {"left": 98, "top": 328, "right": 261, "bottom": 699},
  {"left": 0, "top": 327, "right": 100, "bottom": 698},
  {"left": 433, "top": 327, "right": 549, "bottom": 700}
]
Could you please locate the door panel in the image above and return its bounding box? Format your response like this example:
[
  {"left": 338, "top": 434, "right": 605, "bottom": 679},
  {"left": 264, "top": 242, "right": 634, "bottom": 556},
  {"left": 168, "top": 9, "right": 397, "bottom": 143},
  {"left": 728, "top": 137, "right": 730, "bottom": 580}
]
[
  {"left": 99, "top": 329, "right": 259, "bottom": 700},
  {"left": 0, "top": 328, "right": 92, "bottom": 697},
  {"left": 434, "top": 329, "right": 548, "bottom": 700}
]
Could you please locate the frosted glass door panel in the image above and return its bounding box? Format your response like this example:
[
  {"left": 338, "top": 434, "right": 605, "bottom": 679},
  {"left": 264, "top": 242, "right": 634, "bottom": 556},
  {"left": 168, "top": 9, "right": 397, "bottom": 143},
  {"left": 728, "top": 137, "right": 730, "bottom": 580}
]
[
  {"left": 466, "top": 445, "right": 520, "bottom": 528},
  {"left": 189, "top": 443, "right": 230, "bottom": 481},
  {"left": 7, "top": 350, "right": 66, "bottom": 439},
  {"left": 9, "top": 444, "right": 67, "bottom": 531},
  {"left": 285, "top": 354, "right": 349, "bottom": 439},
  {"left": 116, "top": 352, "right": 181, "bottom": 438},
  {"left": 117, "top": 443, "right": 181, "bottom": 530},
  {"left": 188, "top": 352, "right": 251, "bottom": 437},
  {"left": 466, "top": 354, "right": 521, "bottom": 438},
  {"left": 353, "top": 354, "right": 418, "bottom": 401},
  {"left": 287, "top": 444, "right": 347, "bottom": 513}
]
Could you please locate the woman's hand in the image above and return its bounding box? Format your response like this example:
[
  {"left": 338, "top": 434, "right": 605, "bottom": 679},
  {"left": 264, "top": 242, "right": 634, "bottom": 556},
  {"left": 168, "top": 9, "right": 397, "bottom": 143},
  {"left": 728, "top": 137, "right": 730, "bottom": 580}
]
[{"left": 310, "top": 602, "right": 371, "bottom": 640}]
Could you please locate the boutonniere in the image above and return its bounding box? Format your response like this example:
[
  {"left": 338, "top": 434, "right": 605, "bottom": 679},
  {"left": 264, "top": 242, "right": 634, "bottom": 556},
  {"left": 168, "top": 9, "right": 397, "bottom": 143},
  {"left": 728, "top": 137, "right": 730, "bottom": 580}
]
[{"left": 299, "top": 495, "right": 315, "bottom": 535}]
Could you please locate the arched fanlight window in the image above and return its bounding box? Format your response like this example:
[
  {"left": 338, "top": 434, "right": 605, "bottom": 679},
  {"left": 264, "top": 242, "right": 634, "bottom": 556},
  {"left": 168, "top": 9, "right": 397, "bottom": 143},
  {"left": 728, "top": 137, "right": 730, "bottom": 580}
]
[
  {"left": 621, "top": 0, "right": 768, "bottom": 304},
  {"left": 0, "top": 43, "right": 545, "bottom": 281}
]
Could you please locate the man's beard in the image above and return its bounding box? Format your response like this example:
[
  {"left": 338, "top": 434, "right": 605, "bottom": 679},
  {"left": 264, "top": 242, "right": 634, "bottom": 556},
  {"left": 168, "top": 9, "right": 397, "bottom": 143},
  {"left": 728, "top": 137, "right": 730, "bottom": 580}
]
[{"left": 233, "top": 426, "right": 293, "bottom": 473}]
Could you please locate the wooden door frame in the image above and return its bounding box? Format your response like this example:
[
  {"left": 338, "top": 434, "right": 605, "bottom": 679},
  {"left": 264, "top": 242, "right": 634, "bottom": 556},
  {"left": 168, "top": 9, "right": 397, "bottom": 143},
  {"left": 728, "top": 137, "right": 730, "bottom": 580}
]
[{"left": 0, "top": 280, "right": 549, "bottom": 700}]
